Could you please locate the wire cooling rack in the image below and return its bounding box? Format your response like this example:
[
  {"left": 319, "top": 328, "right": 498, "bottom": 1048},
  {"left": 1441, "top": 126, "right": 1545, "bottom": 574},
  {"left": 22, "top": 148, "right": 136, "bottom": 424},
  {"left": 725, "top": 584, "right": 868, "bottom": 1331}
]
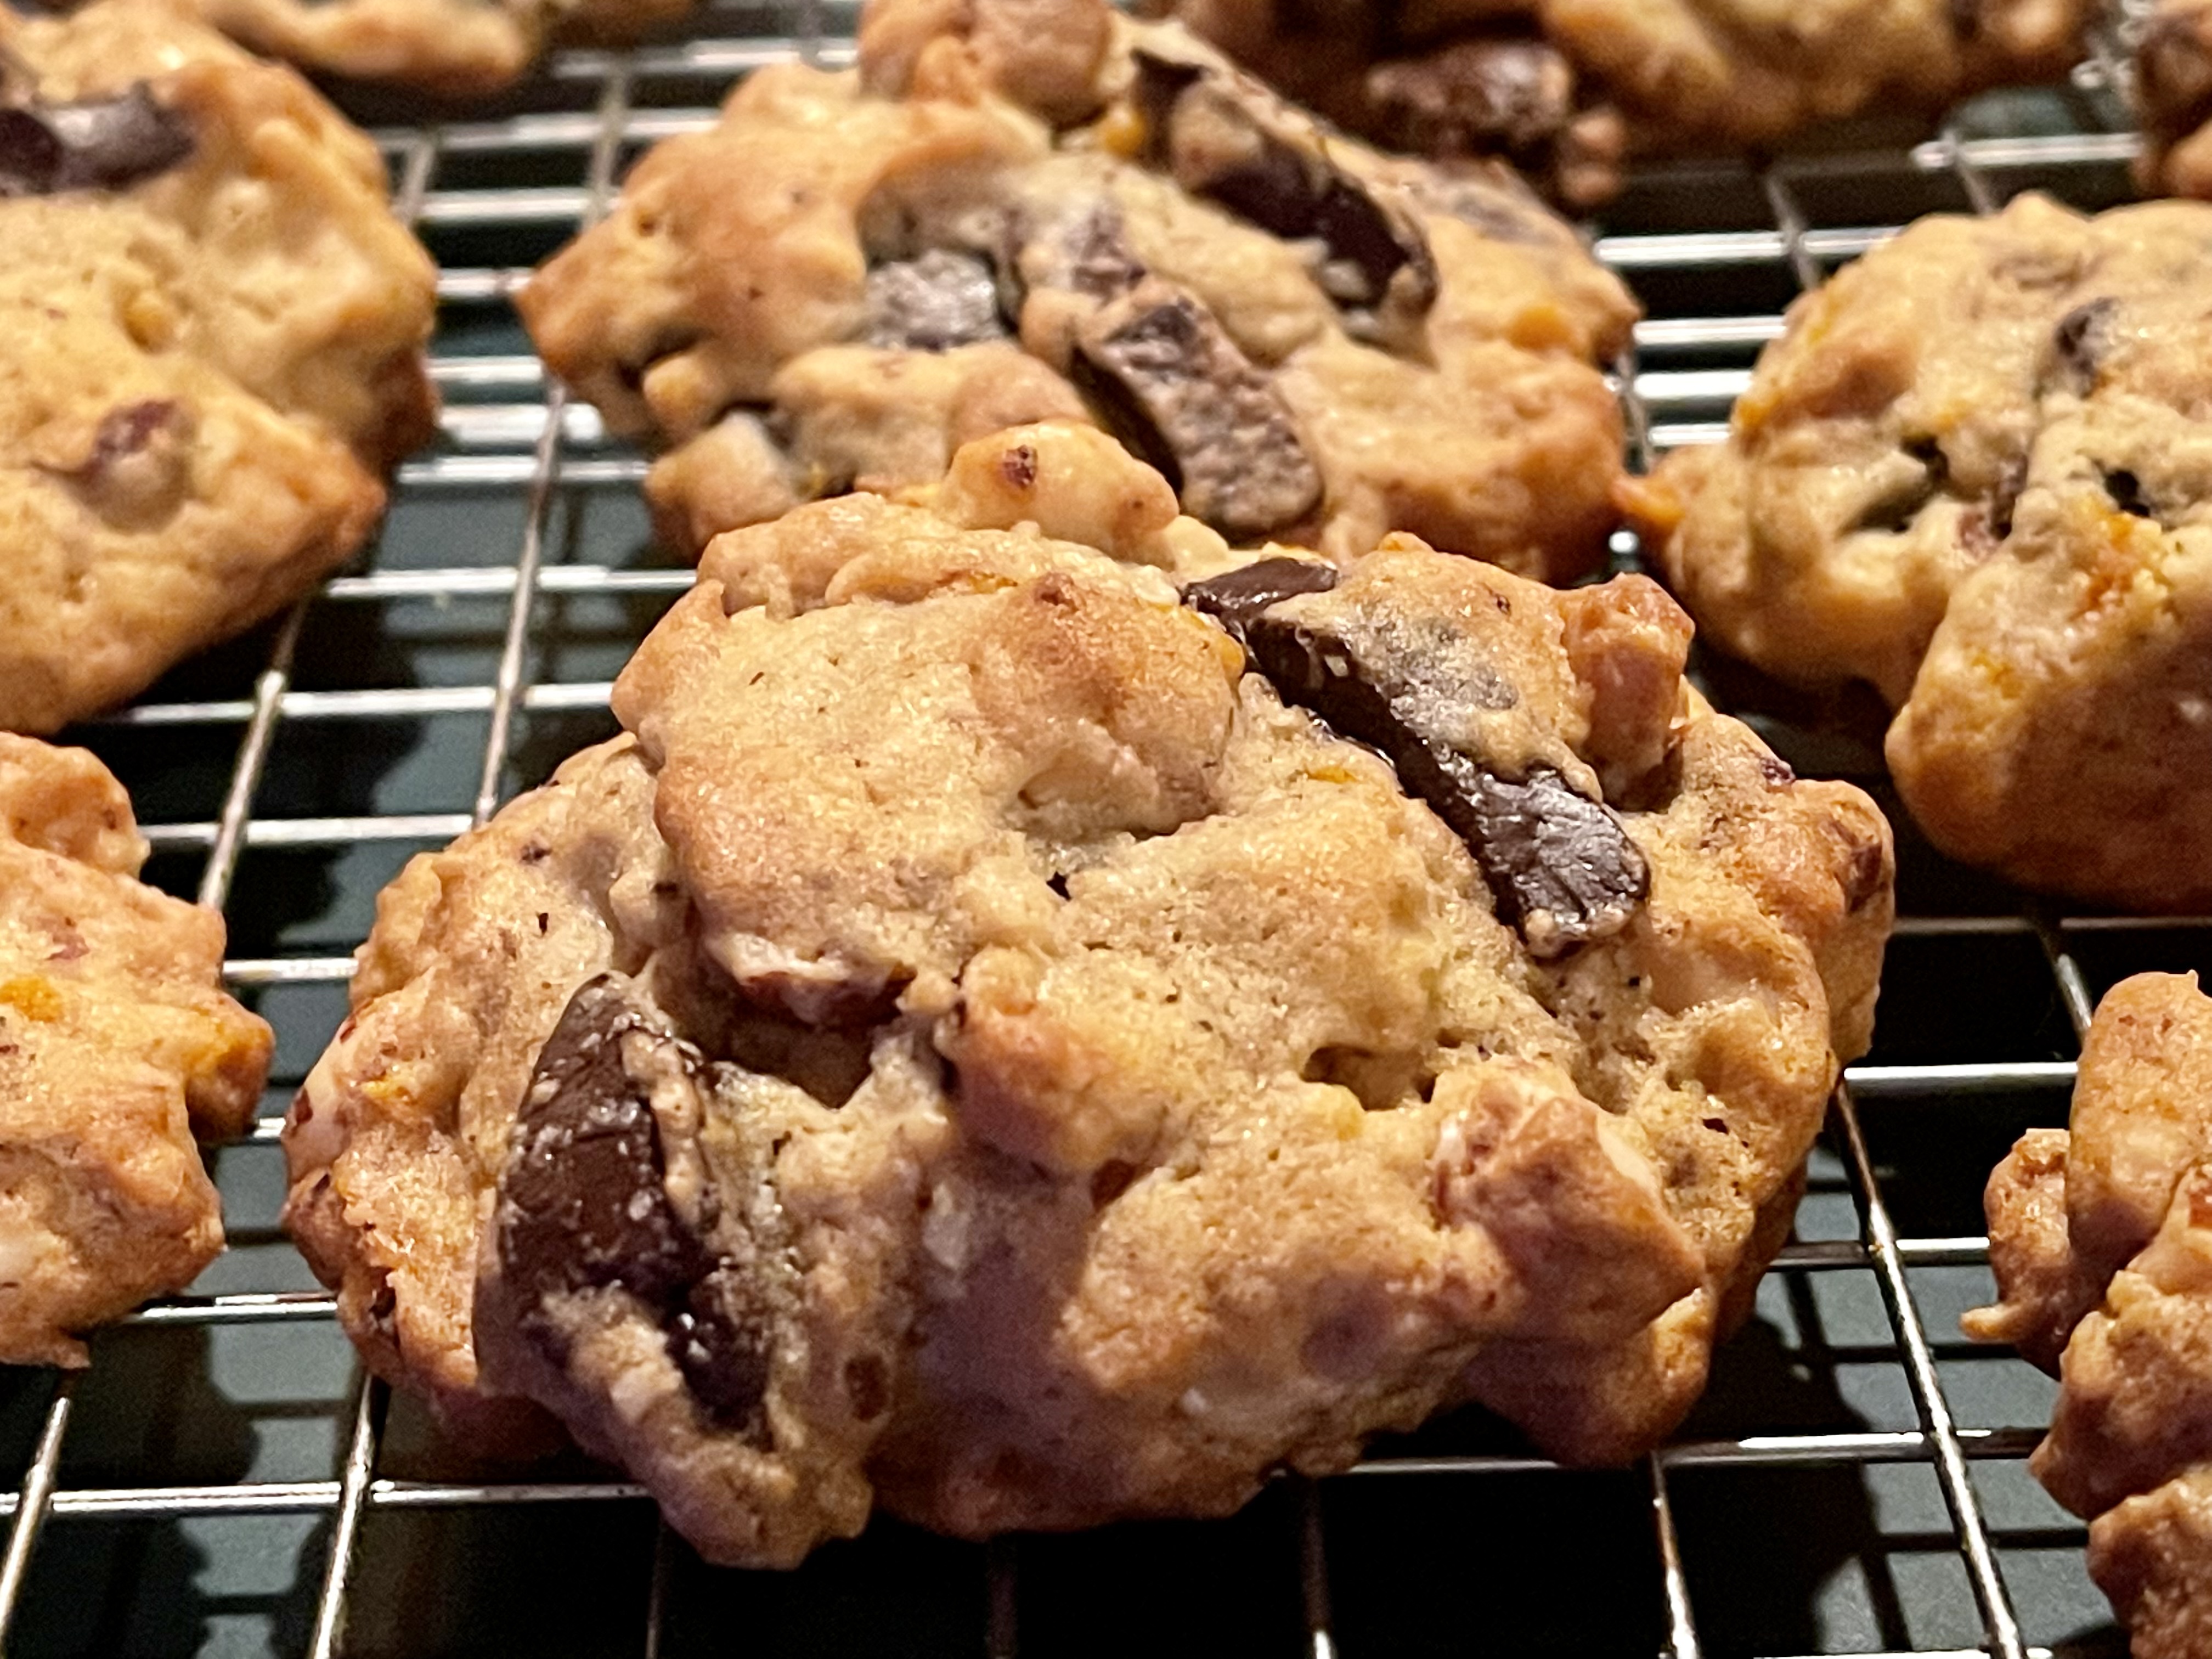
[{"left": 1, "top": 2, "right": 2202, "bottom": 1653}]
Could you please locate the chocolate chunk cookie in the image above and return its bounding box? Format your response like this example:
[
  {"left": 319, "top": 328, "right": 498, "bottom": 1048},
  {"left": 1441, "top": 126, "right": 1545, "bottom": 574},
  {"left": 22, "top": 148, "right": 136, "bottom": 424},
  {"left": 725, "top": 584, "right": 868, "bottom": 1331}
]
[
  {"left": 284, "top": 424, "right": 1891, "bottom": 1566},
  {"left": 0, "top": 734, "right": 270, "bottom": 1365},
  {"left": 180, "top": 0, "right": 693, "bottom": 95},
  {"left": 1629, "top": 193, "right": 2212, "bottom": 911},
  {"left": 520, "top": 0, "right": 1635, "bottom": 583},
  {"left": 1969, "top": 973, "right": 2212, "bottom": 1659},
  {"left": 0, "top": 0, "right": 437, "bottom": 735},
  {"left": 1152, "top": 0, "right": 2089, "bottom": 204}
]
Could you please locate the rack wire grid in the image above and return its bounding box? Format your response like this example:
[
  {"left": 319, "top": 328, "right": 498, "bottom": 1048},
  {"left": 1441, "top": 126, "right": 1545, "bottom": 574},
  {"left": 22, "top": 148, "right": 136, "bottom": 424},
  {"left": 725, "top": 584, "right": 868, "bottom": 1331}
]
[{"left": 0, "top": 2, "right": 2198, "bottom": 1654}]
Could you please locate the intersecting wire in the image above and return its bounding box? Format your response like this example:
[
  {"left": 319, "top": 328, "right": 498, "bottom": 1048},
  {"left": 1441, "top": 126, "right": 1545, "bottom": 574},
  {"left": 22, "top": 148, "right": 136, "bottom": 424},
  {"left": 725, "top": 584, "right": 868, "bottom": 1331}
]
[{"left": 0, "top": 6, "right": 2187, "bottom": 1656}]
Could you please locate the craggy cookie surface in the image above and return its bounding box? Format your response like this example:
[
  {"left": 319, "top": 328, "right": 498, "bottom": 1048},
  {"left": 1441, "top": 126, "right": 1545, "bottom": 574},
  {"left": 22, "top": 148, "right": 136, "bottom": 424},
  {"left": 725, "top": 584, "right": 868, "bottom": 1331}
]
[
  {"left": 1631, "top": 193, "right": 2212, "bottom": 911},
  {"left": 1970, "top": 974, "right": 2212, "bottom": 1659},
  {"left": 0, "top": 734, "right": 270, "bottom": 1365},
  {"left": 183, "top": 0, "right": 692, "bottom": 94},
  {"left": 1152, "top": 0, "right": 2087, "bottom": 203},
  {"left": 521, "top": 0, "right": 1634, "bottom": 582},
  {"left": 0, "top": 0, "right": 436, "bottom": 735},
  {"left": 285, "top": 426, "right": 1891, "bottom": 1567}
]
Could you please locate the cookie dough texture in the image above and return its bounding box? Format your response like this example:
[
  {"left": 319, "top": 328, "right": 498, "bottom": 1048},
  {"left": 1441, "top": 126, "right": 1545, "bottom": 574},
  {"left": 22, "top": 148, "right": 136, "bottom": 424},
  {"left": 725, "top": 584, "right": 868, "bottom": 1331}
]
[
  {"left": 0, "top": 734, "right": 270, "bottom": 1365},
  {"left": 0, "top": 0, "right": 436, "bottom": 735},
  {"left": 284, "top": 425, "right": 1892, "bottom": 1567},
  {"left": 1630, "top": 193, "right": 2212, "bottom": 911},
  {"left": 1969, "top": 974, "right": 2212, "bottom": 1659},
  {"left": 1151, "top": 0, "right": 2089, "bottom": 202},
  {"left": 520, "top": 0, "right": 1635, "bottom": 583},
  {"left": 186, "top": 0, "right": 693, "bottom": 94}
]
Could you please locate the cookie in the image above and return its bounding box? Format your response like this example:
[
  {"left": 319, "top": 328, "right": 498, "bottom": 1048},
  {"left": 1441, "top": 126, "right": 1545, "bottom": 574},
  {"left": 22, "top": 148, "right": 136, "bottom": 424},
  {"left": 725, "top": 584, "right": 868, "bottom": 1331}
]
[
  {"left": 1628, "top": 192, "right": 2212, "bottom": 911},
  {"left": 183, "top": 0, "right": 693, "bottom": 95},
  {"left": 0, "top": 733, "right": 270, "bottom": 1365},
  {"left": 2138, "top": 0, "right": 2212, "bottom": 201},
  {"left": 0, "top": 0, "right": 437, "bottom": 736},
  {"left": 1151, "top": 0, "right": 2089, "bottom": 203},
  {"left": 1968, "top": 973, "right": 2212, "bottom": 1659},
  {"left": 520, "top": 0, "right": 1637, "bottom": 583},
  {"left": 283, "top": 423, "right": 1891, "bottom": 1566}
]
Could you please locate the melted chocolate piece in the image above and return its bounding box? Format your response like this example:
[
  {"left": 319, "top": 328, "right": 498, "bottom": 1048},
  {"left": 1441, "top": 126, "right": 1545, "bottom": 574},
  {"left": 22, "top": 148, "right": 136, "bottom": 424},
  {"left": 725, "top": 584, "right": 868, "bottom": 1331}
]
[
  {"left": 1073, "top": 282, "right": 1322, "bottom": 538},
  {"left": 1131, "top": 50, "right": 1435, "bottom": 323},
  {"left": 2052, "top": 297, "right": 2116, "bottom": 392},
  {"left": 0, "top": 86, "right": 194, "bottom": 198},
  {"left": 498, "top": 976, "right": 772, "bottom": 1442},
  {"left": 1234, "top": 605, "right": 1646, "bottom": 955},
  {"left": 859, "top": 249, "right": 1007, "bottom": 351},
  {"left": 1183, "top": 556, "right": 1339, "bottom": 647}
]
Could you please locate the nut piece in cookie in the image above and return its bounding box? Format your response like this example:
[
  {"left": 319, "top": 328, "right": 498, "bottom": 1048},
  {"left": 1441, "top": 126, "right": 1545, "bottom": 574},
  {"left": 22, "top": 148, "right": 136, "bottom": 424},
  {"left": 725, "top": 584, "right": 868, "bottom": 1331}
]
[
  {"left": 288, "top": 426, "right": 1891, "bottom": 1566},
  {"left": 0, "top": 0, "right": 437, "bottom": 735},
  {"left": 1968, "top": 973, "right": 2212, "bottom": 1657},
  {"left": 521, "top": 0, "right": 1635, "bottom": 582},
  {"left": 0, "top": 733, "right": 271, "bottom": 1365},
  {"left": 1632, "top": 192, "right": 2212, "bottom": 911}
]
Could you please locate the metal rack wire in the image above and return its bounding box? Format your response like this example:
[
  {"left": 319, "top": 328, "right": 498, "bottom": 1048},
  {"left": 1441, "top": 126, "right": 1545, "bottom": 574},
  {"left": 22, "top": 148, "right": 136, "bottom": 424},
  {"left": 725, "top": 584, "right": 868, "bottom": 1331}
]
[{"left": 0, "top": 3, "right": 2199, "bottom": 1652}]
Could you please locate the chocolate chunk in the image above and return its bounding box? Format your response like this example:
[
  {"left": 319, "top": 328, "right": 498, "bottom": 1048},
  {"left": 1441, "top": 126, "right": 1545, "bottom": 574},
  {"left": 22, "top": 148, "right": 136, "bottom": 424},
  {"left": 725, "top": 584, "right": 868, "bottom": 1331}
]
[
  {"left": 1131, "top": 50, "right": 1435, "bottom": 325},
  {"left": 669, "top": 1266, "right": 773, "bottom": 1439},
  {"left": 2102, "top": 466, "right": 2156, "bottom": 520},
  {"left": 1238, "top": 608, "right": 1646, "bottom": 955},
  {"left": 1365, "top": 38, "right": 1576, "bottom": 161},
  {"left": 499, "top": 976, "right": 774, "bottom": 1441},
  {"left": 858, "top": 250, "right": 1007, "bottom": 351},
  {"left": 1183, "top": 556, "right": 1339, "bottom": 647},
  {"left": 1072, "top": 280, "right": 1322, "bottom": 538},
  {"left": 0, "top": 86, "right": 194, "bottom": 198},
  {"left": 2052, "top": 298, "right": 2116, "bottom": 392}
]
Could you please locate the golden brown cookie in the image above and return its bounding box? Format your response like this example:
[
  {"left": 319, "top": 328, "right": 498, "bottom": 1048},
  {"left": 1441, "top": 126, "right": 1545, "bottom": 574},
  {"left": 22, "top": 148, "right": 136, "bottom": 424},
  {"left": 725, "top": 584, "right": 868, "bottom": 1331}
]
[
  {"left": 521, "top": 0, "right": 1635, "bottom": 582},
  {"left": 1150, "top": 0, "right": 2089, "bottom": 203},
  {"left": 284, "top": 425, "right": 1891, "bottom": 1567},
  {"left": 0, "top": 0, "right": 437, "bottom": 735},
  {"left": 1970, "top": 973, "right": 2212, "bottom": 1659},
  {"left": 0, "top": 733, "right": 270, "bottom": 1365},
  {"left": 187, "top": 0, "right": 693, "bottom": 94},
  {"left": 1630, "top": 193, "right": 2212, "bottom": 911}
]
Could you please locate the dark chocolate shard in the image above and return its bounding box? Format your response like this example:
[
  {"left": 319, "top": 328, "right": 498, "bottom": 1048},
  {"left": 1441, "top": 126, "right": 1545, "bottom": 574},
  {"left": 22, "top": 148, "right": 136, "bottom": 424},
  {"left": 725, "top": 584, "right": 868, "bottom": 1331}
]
[
  {"left": 498, "top": 975, "right": 774, "bottom": 1442},
  {"left": 1182, "top": 556, "right": 1339, "bottom": 648},
  {"left": 669, "top": 1266, "right": 774, "bottom": 1440},
  {"left": 1238, "top": 608, "right": 1646, "bottom": 955},
  {"left": 1365, "top": 37, "right": 1576, "bottom": 162},
  {"left": 1130, "top": 49, "right": 1436, "bottom": 326},
  {"left": 0, "top": 86, "right": 194, "bottom": 199},
  {"left": 2102, "top": 466, "right": 2157, "bottom": 520},
  {"left": 2051, "top": 297, "right": 2116, "bottom": 393},
  {"left": 1072, "top": 279, "right": 1322, "bottom": 539},
  {"left": 858, "top": 249, "right": 1008, "bottom": 351}
]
